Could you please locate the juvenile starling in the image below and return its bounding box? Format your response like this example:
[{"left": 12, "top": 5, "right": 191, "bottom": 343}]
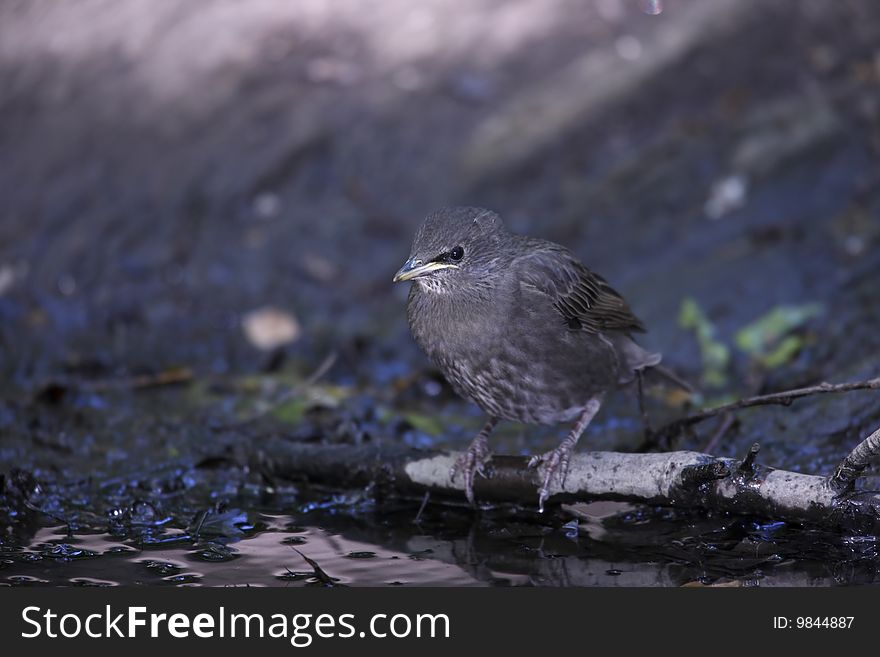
[{"left": 394, "top": 207, "right": 682, "bottom": 510}]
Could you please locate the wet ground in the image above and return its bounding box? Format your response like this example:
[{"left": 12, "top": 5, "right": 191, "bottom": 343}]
[
  {"left": 2, "top": 0, "right": 880, "bottom": 586},
  {"left": 3, "top": 380, "right": 880, "bottom": 587}
]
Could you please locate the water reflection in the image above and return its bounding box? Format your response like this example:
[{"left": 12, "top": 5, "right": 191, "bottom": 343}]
[{"left": 3, "top": 504, "right": 878, "bottom": 587}]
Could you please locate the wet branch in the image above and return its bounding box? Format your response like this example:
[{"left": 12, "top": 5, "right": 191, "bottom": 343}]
[
  {"left": 646, "top": 377, "right": 880, "bottom": 448},
  {"left": 254, "top": 430, "right": 880, "bottom": 531},
  {"left": 830, "top": 425, "right": 880, "bottom": 493}
]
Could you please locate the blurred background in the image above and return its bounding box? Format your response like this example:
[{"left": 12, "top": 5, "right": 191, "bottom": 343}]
[{"left": 2, "top": 0, "right": 880, "bottom": 586}]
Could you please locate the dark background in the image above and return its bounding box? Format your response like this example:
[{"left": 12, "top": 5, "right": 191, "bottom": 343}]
[{"left": 1, "top": 0, "right": 879, "bottom": 586}]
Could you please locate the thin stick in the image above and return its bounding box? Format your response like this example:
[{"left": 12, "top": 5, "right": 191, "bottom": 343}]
[
  {"left": 636, "top": 370, "right": 653, "bottom": 439},
  {"left": 829, "top": 425, "right": 880, "bottom": 492},
  {"left": 245, "top": 351, "right": 338, "bottom": 421},
  {"left": 70, "top": 367, "right": 194, "bottom": 392},
  {"left": 701, "top": 413, "right": 735, "bottom": 454},
  {"left": 413, "top": 491, "right": 431, "bottom": 523},
  {"left": 651, "top": 377, "right": 880, "bottom": 446},
  {"left": 301, "top": 351, "right": 339, "bottom": 389}
]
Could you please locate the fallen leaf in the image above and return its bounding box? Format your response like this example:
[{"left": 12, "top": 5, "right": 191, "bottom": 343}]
[{"left": 243, "top": 306, "right": 301, "bottom": 351}]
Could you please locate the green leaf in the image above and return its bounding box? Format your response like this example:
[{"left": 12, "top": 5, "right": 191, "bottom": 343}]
[
  {"left": 757, "top": 335, "right": 806, "bottom": 369},
  {"left": 271, "top": 398, "right": 310, "bottom": 424},
  {"left": 735, "top": 303, "right": 823, "bottom": 366},
  {"left": 678, "top": 297, "right": 730, "bottom": 388},
  {"left": 402, "top": 412, "right": 445, "bottom": 436}
]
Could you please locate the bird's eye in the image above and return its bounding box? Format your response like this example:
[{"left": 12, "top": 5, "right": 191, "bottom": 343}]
[{"left": 449, "top": 246, "right": 464, "bottom": 261}]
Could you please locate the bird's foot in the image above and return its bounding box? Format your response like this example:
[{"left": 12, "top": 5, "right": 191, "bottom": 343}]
[
  {"left": 450, "top": 434, "right": 493, "bottom": 505},
  {"left": 528, "top": 441, "right": 576, "bottom": 513}
]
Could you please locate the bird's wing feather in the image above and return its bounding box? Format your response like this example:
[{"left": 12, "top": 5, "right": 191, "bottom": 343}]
[{"left": 515, "top": 242, "right": 646, "bottom": 334}]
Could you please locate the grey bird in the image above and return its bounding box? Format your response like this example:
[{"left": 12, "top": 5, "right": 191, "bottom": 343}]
[{"left": 393, "top": 207, "right": 684, "bottom": 510}]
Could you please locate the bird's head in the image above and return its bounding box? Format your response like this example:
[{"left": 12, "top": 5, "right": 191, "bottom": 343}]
[{"left": 393, "top": 207, "right": 507, "bottom": 293}]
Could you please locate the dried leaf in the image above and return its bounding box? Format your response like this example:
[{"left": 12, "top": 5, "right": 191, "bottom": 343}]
[{"left": 243, "top": 306, "right": 301, "bottom": 351}]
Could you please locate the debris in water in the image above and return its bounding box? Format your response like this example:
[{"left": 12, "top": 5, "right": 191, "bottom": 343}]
[{"left": 292, "top": 548, "right": 339, "bottom": 586}]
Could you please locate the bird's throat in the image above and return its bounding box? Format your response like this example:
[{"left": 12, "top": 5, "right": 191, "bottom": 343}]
[{"left": 416, "top": 276, "right": 455, "bottom": 294}]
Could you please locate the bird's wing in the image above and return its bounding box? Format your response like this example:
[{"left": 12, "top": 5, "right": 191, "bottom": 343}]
[{"left": 515, "top": 242, "right": 646, "bottom": 334}]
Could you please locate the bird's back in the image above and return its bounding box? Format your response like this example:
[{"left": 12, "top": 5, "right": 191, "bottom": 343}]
[{"left": 509, "top": 235, "right": 662, "bottom": 381}]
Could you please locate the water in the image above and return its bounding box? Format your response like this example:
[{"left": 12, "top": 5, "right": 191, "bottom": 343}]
[
  {"left": 3, "top": 523, "right": 477, "bottom": 587},
  {"left": 1, "top": 371, "right": 879, "bottom": 588},
  {"left": 3, "top": 500, "right": 878, "bottom": 587}
]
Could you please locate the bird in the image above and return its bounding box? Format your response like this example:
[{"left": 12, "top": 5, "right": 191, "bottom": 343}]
[{"left": 393, "top": 207, "right": 686, "bottom": 511}]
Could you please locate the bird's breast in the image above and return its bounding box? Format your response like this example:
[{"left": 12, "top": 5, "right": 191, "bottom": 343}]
[{"left": 406, "top": 285, "right": 620, "bottom": 425}]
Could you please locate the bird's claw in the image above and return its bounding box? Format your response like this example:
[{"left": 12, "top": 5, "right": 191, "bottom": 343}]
[
  {"left": 450, "top": 438, "right": 492, "bottom": 505},
  {"left": 528, "top": 443, "right": 574, "bottom": 512}
]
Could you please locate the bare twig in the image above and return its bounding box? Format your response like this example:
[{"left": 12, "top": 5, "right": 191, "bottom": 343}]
[
  {"left": 649, "top": 377, "right": 880, "bottom": 448},
  {"left": 636, "top": 370, "right": 653, "bottom": 439},
  {"left": 829, "top": 425, "right": 880, "bottom": 493},
  {"left": 111, "top": 367, "right": 194, "bottom": 389},
  {"left": 191, "top": 509, "right": 209, "bottom": 541},
  {"left": 301, "top": 351, "right": 339, "bottom": 389},
  {"left": 38, "top": 367, "right": 194, "bottom": 399},
  {"left": 701, "top": 413, "right": 736, "bottom": 453},
  {"left": 738, "top": 442, "right": 761, "bottom": 475},
  {"left": 413, "top": 491, "right": 431, "bottom": 523},
  {"left": 292, "top": 548, "right": 338, "bottom": 586},
  {"left": 245, "top": 351, "right": 338, "bottom": 421}
]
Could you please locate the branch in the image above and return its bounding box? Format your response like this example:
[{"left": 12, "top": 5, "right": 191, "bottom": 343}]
[
  {"left": 252, "top": 436, "right": 880, "bottom": 531},
  {"left": 645, "top": 377, "right": 880, "bottom": 448},
  {"left": 829, "top": 426, "right": 880, "bottom": 493}
]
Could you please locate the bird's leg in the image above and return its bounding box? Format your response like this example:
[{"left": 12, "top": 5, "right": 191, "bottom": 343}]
[
  {"left": 636, "top": 369, "right": 653, "bottom": 439},
  {"left": 528, "top": 395, "right": 603, "bottom": 512},
  {"left": 450, "top": 416, "right": 499, "bottom": 505}
]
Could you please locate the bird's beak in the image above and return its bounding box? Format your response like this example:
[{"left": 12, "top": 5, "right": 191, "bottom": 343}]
[{"left": 392, "top": 258, "right": 458, "bottom": 283}]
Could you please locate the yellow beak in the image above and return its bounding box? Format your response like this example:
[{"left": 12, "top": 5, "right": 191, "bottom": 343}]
[{"left": 392, "top": 259, "right": 459, "bottom": 283}]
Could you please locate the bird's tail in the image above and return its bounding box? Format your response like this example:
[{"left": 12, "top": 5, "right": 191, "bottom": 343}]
[
  {"left": 611, "top": 334, "right": 696, "bottom": 394},
  {"left": 643, "top": 363, "right": 695, "bottom": 394}
]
